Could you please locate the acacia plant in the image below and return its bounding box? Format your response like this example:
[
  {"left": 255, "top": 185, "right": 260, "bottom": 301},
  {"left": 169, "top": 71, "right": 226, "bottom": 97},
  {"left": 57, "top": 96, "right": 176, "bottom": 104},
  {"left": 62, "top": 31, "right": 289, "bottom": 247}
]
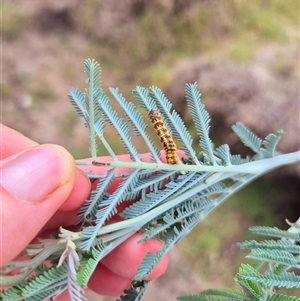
[
  {"left": 178, "top": 221, "right": 300, "bottom": 301},
  {"left": 0, "top": 59, "right": 299, "bottom": 301}
]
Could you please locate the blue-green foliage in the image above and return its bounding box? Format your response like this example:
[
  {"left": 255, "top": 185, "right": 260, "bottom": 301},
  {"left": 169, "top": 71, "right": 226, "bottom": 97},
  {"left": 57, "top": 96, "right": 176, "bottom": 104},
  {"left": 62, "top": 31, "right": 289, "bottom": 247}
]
[
  {"left": 0, "top": 263, "right": 69, "bottom": 301},
  {"left": 185, "top": 83, "right": 216, "bottom": 165},
  {"left": 1, "top": 59, "right": 299, "bottom": 301},
  {"left": 179, "top": 225, "right": 300, "bottom": 301},
  {"left": 232, "top": 123, "right": 283, "bottom": 159},
  {"left": 69, "top": 58, "right": 103, "bottom": 161}
]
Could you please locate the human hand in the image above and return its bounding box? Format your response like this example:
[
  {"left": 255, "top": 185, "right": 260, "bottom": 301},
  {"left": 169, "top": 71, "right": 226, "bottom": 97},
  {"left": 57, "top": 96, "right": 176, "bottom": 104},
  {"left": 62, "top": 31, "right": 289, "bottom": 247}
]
[{"left": 0, "top": 124, "right": 168, "bottom": 298}]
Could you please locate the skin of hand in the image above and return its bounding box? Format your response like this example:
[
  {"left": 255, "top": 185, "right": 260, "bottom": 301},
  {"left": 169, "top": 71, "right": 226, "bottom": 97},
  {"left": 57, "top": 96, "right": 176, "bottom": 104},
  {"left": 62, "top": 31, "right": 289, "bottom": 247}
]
[{"left": 0, "top": 124, "right": 168, "bottom": 298}]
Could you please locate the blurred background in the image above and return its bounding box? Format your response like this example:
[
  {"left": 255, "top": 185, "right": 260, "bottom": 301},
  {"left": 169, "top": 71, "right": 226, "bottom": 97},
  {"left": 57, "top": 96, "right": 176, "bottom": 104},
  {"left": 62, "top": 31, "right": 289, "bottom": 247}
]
[{"left": 1, "top": 0, "right": 299, "bottom": 299}]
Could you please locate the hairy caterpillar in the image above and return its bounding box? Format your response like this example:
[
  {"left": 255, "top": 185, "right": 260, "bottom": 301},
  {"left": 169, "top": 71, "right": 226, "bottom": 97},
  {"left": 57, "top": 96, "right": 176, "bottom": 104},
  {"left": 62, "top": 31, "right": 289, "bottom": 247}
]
[{"left": 148, "top": 109, "right": 178, "bottom": 164}]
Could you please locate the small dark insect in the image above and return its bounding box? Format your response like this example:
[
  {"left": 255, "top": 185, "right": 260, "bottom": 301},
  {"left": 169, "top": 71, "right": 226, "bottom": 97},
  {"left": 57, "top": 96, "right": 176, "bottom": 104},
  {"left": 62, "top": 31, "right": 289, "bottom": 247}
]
[
  {"left": 117, "top": 280, "right": 147, "bottom": 301},
  {"left": 182, "top": 157, "right": 193, "bottom": 165},
  {"left": 148, "top": 109, "right": 178, "bottom": 164}
]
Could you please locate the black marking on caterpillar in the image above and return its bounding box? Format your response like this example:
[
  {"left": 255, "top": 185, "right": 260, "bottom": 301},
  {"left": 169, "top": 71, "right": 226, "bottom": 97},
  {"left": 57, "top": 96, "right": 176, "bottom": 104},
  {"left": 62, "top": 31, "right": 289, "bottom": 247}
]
[{"left": 148, "top": 109, "right": 178, "bottom": 164}]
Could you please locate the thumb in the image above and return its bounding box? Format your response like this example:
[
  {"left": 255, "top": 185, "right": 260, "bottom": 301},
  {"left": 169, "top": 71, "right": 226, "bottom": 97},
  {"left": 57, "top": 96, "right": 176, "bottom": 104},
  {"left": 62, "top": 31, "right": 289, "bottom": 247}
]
[{"left": 0, "top": 144, "right": 76, "bottom": 266}]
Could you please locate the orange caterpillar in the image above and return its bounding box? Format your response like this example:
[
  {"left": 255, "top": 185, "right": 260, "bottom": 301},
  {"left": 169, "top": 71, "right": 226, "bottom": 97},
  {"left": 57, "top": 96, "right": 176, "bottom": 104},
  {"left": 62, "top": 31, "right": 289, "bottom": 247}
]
[{"left": 148, "top": 109, "right": 178, "bottom": 164}]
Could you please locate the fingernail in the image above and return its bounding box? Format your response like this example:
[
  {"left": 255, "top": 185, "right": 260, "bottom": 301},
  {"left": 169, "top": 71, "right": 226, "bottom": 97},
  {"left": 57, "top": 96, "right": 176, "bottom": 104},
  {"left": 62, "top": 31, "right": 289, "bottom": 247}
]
[{"left": 1, "top": 145, "right": 74, "bottom": 203}]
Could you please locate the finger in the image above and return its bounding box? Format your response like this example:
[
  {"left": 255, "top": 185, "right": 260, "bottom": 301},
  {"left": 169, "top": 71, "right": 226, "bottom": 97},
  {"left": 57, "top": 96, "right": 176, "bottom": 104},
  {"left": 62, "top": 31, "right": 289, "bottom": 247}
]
[
  {"left": 41, "top": 209, "right": 81, "bottom": 231},
  {"left": 87, "top": 233, "right": 168, "bottom": 296},
  {"left": 42, "top": 168, "right": 91, "bottom": 230},
  {"left": 0, "top": 124, "right": 38, "bottom": 159},
  {"left": 0, "top": 144, "right": 76, "bottom": 266},
  {"left": 88, "top": 264, "right": 132, "bottom": 296},
  {"left": 1, "top": 124, "right": 91, "bottom": 213},
  {"left": 101, "top": 233, "right": 168, "bottom": 280},
  {"left": 57, "top": 168, "right": 91, "bottom": 211}
]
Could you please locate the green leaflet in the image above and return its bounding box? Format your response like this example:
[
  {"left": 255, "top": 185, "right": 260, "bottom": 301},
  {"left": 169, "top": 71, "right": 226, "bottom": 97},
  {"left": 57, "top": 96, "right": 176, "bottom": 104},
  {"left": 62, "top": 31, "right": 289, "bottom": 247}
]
[
  {"left": 76, "top": 241, "right": 107, "bottom": 287},
  {"left": 178, "top": 288, "right": 249, "bottom": 301},
  {"left": 180, "top": 224, "right": 300, "bottom": 301}
]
